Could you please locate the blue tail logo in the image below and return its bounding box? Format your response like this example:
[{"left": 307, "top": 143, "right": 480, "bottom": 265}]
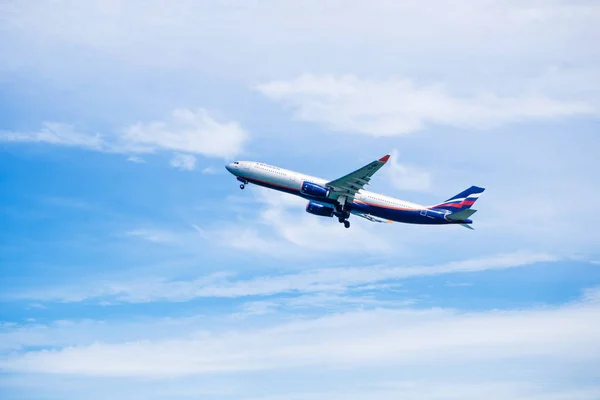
[{"left": 430, "top": 186, "right": 485, "bottom": 212}]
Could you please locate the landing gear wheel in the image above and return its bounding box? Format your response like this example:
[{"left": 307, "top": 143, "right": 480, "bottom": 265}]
[
  {"left": 240, "top": 184, "right": 245, "bottom": 190},
  {"left": 343, "top": 220, "right": 350, "bottom": 229}
]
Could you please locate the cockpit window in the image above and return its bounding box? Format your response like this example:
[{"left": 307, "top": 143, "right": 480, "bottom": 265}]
[{"left": 233, "top": 161, "right": 239, "bottom": 164}]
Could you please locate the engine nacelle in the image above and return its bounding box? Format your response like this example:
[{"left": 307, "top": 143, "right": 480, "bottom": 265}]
[
  {"left": 305, "top": 201, "right": 334, "bottom": 217},
  {"left": 301, "top": 181, "right": 330, "bottom": 198}
]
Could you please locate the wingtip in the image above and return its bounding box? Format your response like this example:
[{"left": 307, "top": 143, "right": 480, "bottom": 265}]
[{"left": 379, "top": 154, "right": 390, "bottom": 162}]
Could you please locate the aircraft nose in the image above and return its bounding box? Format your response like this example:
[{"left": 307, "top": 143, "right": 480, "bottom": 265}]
[{"left": 225, "top": 163, "right": 238, "bottom": 174}]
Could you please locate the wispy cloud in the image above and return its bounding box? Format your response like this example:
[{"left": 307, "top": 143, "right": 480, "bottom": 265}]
[
  {"left": 4, "top": 1, "right": 599, "bottom": 80},
  {"left": 212, "top": 188, "right": 395, "bottom": 257},
  {"left": 2, "top": 285, "right": 599, "bottom": 378},
  {"left": 383, "top": 149, "right": 432, "bottom": 192},
  {"left": 126, "top": 155, "right": 145, "bottom": 163},
  {"left": 7, "top": 252, "right": 556, "bottom": 304},
  {"left": 201, "top": 166, "right": 217, "bottom": 175},
  {"left": 0, "top": 108, "right": 248, "bottom": 161},
  {"left": 243, "top": 382, "right": 600, "bottom": 400},
  {"left": 122, "top": 108, "right": 247, "bottom": 158},
  {"left": 257, "top": 75, "right": 595, "bottom": 136},
  {"left": 170, "top": 153, "right": 196, "bottom": 171},
  {"left": 234, "top": 292, "right": 414, "bottom": 319},
  {"left": 124, "top": 229, "right": 178, "bottom": 244},
  {"left": 0, "top": 122, "right": 105, "bottom": 150},
  {"left": 445, "top": 281, "right": 472, "bottom": 287},
  {"left": 582, "top": 286, "right": 600, "bottom": 304}
]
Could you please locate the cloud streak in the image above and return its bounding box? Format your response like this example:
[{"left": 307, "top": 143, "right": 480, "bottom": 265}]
[
  {"left": 124, "top": 229, "right": 178, "bottom": 244},
  {"left": 1, "top": 285, "right": 599, "bottom": 378},
  {"left": 170, "top": 153, "right": 197, "bottom": 171},
  {"left": 383, "top": 149, "right": 432, "bottom": 192},
  {"left": 4, "top": 1, "right": 599, "bottom": 78},
  {"left": 0, "top": 108, "right": 248, "bottom": 161},
  {"left": 208, "top": 188, "right": 397, "bottom": 257},
  {"left": 6, "top": 252, "right": 557, "bottom": 303},
  {"left": 257, "top": 75, "right": 595, "bottom": 136}
]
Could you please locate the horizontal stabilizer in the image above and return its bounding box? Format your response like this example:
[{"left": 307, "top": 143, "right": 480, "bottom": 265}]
[
  {"left": 460, "top": 223, "right": 474, "bottom": 230},
  {"left": 447, "top": 209, "right": 477, "bottom": 221}
]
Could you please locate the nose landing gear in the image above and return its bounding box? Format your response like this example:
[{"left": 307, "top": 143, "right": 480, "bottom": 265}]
[{"left": 237, "top": 178, "right": 248, "bottom": 190}]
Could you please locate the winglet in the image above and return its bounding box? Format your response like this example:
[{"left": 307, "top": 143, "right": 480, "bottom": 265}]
[{"left": 379, "top": 154, "right": 390, "bottom": 163}]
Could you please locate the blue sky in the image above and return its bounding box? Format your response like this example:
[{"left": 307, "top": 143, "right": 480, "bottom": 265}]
[{"left": 1, "top": 1, "right": 600, "bottom": 399}]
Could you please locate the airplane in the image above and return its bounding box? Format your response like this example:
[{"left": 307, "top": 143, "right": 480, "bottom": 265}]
[{"left": 225, "top": 154, "right": 485, "bottom": 229}]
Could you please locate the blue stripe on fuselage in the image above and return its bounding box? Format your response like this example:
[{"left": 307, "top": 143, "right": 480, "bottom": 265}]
[
  {"left": 245, "top": 178, "right": 461, "bottom": 225},
  {"left": 245, "top": 177, "right": 304, "bottom": 197},
  {"left": 351, "top": 201, "right": 451, "bottom": 225}
]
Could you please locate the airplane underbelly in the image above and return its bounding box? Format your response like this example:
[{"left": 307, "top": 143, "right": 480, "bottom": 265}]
[{"left": 354, "top": 203, "right": 447, "bottom": 225}]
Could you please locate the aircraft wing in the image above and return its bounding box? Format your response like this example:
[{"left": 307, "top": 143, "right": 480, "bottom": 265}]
[{"left": 326, "top": 154, "right": 390, "bottom": 202}]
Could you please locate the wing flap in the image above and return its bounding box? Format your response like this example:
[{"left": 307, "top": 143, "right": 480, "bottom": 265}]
[{"left": 326, "top": 155, "right": 390, "bottom": 201}]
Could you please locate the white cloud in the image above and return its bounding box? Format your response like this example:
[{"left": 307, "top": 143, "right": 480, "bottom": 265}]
[
  {"left": 0, "top": 122, "right": 106, "bottom": 150},
  {"left": 0, "top": 108, "right": 248, "bottom": 161},
  {"left": 126, "top": 155, "right": 145, "bottom": 163},
  {"left": 383, "top": 149, "right": 432, "bottom": 192},
  {"left": 244, "top": 382, "right": 600, "bottom": 400},
  {"left": 3, "top": 1, "right": 599, "bottom": 81},
  {"left": 582, "top": 286, "right": 600, "bottom": 304},
  {"left": 212, "top": 188, "right": 395, "bottom": 257},
  {"left": 122, "top": 108, "right": 247, "bottom": 158},
  {"left": 235, "top": 292, "right": 413, "bottom": 318},
  {"left": 169, "top": 153, "right": 196, "bottom": 171},
  {"left": 2, "top": 287, "right": 599, "bottom": 378},
  {"left": 201, "top": 166, "right": 217, "bottom": 174},
  {"left": 445, "top": 281, "right": 472, "bottom": 287},
  {"left": 124, "top": 229, "right": 177, "bottom": 244},
  {"left": 232, "top": 301, "right": 281, "bottom": 319},
  {"left": 8, "top": 251, "right": 556, "bottom": 303},
  {"left": 257, "top": 75, "right": 594, "bottom": 136}
]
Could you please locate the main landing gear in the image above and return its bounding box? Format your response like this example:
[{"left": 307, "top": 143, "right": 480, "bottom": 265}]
[{"left": 335, "top": 203, "right": 351, "bottom": 229}]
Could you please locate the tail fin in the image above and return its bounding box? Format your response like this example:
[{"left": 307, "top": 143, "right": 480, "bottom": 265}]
[{"left": 430, "top": 186, "right": 485, "bottom": 212}]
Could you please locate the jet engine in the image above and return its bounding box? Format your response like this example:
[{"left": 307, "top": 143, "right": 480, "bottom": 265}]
[
  {"left": 305, "top": 201, "right": 335, "bottom": 217},
  {"left": 301, "top": 181, "right": 330, "bottom": 198}
]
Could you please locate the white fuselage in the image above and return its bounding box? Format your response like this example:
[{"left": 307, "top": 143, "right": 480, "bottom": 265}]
[
  {"left": 225, "top": 159, "right": 482, "bottom": 227},
  {"left": 226, "top": 161, "right": 426, "bottom": 211}
]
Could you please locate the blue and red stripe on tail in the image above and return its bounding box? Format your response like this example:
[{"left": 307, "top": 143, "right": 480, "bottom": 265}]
[{"left": 430, "top": 185, "right": 485, "bottom": 212}]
